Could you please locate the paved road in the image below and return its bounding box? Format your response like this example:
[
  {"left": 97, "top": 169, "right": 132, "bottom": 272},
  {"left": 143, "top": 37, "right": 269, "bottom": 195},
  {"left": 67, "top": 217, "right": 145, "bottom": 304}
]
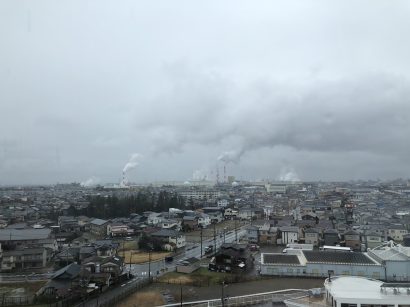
[{"left": 129, "top": 226, "right": 247, "bottom": 278}]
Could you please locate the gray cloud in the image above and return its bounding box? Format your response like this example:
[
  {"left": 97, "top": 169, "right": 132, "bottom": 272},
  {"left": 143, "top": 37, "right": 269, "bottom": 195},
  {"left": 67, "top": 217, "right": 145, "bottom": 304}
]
[{"left": 1, "top": 0, "right": 410, "bottom": 184}]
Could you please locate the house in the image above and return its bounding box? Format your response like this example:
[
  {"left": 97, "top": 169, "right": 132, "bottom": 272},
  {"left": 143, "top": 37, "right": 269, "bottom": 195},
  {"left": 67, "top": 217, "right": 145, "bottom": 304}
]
[
  {"left": 217, "top": 199, "right": 229, "bottom": 208},
  {"left": 304, "top": 228, "right": 320, "bottom": 247},
  {"left": 209, "top": 243, "right": 253, "bottom": 273},
  {"left": 0, "top": 228, "right": 52, "bottom": 248},
  {"left": 344, "top": 229, "right": 361, "bottom": 251},
  {"left": 323, "top": 229, "right": 340, "bottom": 246},
  {"left": 90, "top": 219, "right": 110, "bottom": 237},
  {"left": 246, "top": 225, "right": 259, "bottom": 243},
  {"left": 259, "top": 224, "right": 278, "bottom": 245},
  {"left": 107, "top": 223, "right": 133, "bottom": 237},
  {"left": 55, "top": 247, "right": 80, "bottom": 267},
  {"left": 81, "top": 255, "right": 124, "bottom": 286},
  {"left": 224, "top": 208, "right": 238, "bottom": 220},
  {"left": 202, "top": 207, "right": 224, "bottom": 223},
  {"left": 58, "top": 216, "right": 81, "bottom": 232},
  {"left": 151, "top": 229, "right": 186, "bottom": 250},
  {"left": 364, "top": 232, "right": 383, "bottom": 249},
  {"left": 147, "top": 212, "right": 163, "bottom": 226},
  {"left": 197, "top": 213, "right": 211, "bottom": 228},
  {"left": 94, "top": 240, "right": 119, "bottom": 257},
  {"left": 279, "top": 226, "right": 299, "bottom": 245},
  {"left": 79, "top": 246, "right": 96, "bottom": 262},
  {"left": 387, "top": 224, "right": 408, "bottom": 242},
  {"left": 1, "top": 247, "right": 49, "bottom": 272},
  {"left": 37, "top": 263, "right": 83, "bottom": 299},
  {"left": 237, "top": 208, "right": 263, "bottom": 221},
  {"left": 182, "top": 216, "right": 199, "bottom": 231},
  {"left": 160, "top": 219, "right": 181, "bottom": 231}
]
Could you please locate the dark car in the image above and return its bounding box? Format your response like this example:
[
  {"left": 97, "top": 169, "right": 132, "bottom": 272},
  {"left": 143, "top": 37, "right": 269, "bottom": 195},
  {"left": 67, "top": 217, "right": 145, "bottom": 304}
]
[{"left": 165, "top": 256, "right": 174, "bottom": 263}]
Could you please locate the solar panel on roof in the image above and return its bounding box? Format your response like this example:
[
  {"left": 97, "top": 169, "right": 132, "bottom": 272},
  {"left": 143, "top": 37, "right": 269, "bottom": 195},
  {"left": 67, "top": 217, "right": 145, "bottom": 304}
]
[
  {"left": 263, "top": 254, "right": 300, "bottom": 265},
  {"left": 303, "top": 251, "right": 375, "bottom": 264}
]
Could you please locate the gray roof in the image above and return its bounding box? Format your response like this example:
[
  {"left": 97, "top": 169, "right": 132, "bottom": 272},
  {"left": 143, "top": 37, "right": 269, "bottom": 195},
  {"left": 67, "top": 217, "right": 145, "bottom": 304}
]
[
  {"left": 90, "top": 218, "right": 109, "bottom": 226},
  {"left": 0, "top": 228, "right": 51, "bottom": 241},
  {"left": 52, "top": 263, "right": 81, "bottom": 280},
  {"left": 152, "top": 229, "right": 180, "bottom": 237}
]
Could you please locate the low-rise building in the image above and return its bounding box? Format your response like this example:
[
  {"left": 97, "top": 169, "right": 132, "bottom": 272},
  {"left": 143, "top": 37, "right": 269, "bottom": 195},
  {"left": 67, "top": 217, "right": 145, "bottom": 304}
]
[
  {"left": 151, "top": 229, "right": 186, "bottom": 250},
  {"left": 344, "top": 229, "right": 361, "bottom": 251},
  {"left": 90, "top": 219, "right": 110, "bottom": 237},
  {"left": 279, "top": 226, "right": 299, "bottom": 245},
  {"left": 1, "top": 247, "right": 49, "bottom": 272},
  {"left": 304, "top": 228, "right": 320, "bottom": 247}
]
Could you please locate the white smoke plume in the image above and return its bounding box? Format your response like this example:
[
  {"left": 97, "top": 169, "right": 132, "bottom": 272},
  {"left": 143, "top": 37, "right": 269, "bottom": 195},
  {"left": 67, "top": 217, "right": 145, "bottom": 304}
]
[
  {"left": 192, "top": 169, "right": 209, "bottom": 181},
  {"left": 123, "top": 153, "right": 142, "bottom": 173},
  {"left": 80, "top": 176, "right": 100, "bottom": 187},
  {"left": 217, "top": 149, "right": 244, "bottom": 164},
  {"left": 278, "top": 167, "right": 300, "bottom": 182}
]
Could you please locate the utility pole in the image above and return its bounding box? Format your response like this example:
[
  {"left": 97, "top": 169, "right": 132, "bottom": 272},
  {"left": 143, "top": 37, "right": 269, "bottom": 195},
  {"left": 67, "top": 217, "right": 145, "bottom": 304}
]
[
  {"left": 200, "top": 226, "right": 203, "bottom": 258},
  {"left": 235, "top": 218, "right": 238, "bottom": 243},
  {"left": 213, "top": 223, "right": 217, "bottom": 256},
  {"left": 180, "top": 282, "right": 183, "bottom": 307},
  {"left": 148, "top": 249, "right": 152, "bottom": 282},
  {"left": 129, "top": 251, "right": 133, "bottom": 276}
]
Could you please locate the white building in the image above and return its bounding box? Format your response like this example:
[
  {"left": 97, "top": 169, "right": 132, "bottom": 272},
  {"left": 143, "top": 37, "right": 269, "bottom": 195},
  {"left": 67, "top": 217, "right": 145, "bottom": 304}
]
[
  {"left": 321, "top": 276, "right": 410, "bottom": 307},
  {"left": 197, "top": 213, "right": 211, "bottom": 228},
  {"left": 280, "top": 226, "right": 299, "bottom": 244}
]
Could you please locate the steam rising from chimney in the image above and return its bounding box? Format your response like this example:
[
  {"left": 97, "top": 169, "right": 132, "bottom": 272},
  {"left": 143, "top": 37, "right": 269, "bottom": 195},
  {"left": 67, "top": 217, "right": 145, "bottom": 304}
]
[
  {"left": 123, "top": 153, "right": 142, "bottom": 173},
  {"left": 217, "top": 149, "right": 244, "bottom": 164}
]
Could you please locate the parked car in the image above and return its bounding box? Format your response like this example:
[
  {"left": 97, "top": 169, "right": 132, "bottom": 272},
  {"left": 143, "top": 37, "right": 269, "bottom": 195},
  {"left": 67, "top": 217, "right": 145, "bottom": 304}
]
[{"left": 165, "top": 256, "right": 174, "bottom": 263}]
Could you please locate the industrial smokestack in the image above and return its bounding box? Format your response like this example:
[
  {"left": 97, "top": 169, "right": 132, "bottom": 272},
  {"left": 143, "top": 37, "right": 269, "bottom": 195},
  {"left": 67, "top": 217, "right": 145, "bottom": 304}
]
[{"left": 121, "top": 153, "right": 142, "bottom": 186}]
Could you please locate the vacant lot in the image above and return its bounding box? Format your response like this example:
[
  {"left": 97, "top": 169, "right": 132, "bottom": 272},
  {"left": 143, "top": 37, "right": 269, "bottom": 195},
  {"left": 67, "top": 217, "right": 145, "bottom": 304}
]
[
  {"left": 121, "top": 250, "right": 172, "bottom": 264},
  {"left": 0, "top": 281, "right": 46, "bottom": 296},
  {"left": 157, "top": 267, "right": 246, "bottom": 286},
  {"left": 116, "top": 290, "right": 165, "bottom": 307}
]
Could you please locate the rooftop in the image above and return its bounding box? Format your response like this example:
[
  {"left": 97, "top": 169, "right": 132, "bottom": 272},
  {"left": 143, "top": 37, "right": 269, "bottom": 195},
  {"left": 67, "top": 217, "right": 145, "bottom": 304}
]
[
  {"left": 303, "top": 251, "right": 377, "bottom": 265},
  {"left": 0, "top": 228, "right": 51, "bottom": 241},
  {"left": 263, "top": 254, "right": 301, "bottom": 265}
]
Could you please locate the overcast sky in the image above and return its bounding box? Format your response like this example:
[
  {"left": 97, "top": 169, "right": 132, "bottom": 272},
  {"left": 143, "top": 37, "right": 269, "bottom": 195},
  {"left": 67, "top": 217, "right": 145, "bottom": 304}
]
[{"left": 1, "top": 0, "right": 410, "bottom": 185}]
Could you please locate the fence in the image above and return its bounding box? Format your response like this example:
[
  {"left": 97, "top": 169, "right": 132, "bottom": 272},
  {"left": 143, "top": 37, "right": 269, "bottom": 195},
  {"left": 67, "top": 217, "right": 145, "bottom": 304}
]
[
  {"left": 159, "top": 289, "right": 310, "bottom": 307},
  {"left": 0, "top": 295, "right": 34, "bottom": 307}
]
